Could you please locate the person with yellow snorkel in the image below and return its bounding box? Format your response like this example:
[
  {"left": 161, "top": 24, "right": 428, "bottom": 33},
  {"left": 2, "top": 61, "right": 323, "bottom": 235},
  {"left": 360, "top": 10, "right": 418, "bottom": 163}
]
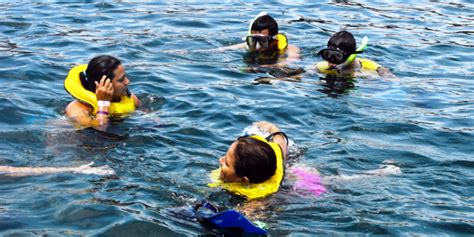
[
  {"left": 64, "top": 55, "right": 141, "bottom": 128},
  {"left": 219, "top": 12, "right": 300, "bottom": 67},
  {"left": 316, "top": 30, "right": 396, "bottom": 78}
]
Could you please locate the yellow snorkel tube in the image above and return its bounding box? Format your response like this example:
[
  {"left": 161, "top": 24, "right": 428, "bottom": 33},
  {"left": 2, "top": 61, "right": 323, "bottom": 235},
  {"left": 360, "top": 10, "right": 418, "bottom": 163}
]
[{"left": 335, "top": 36, "right": 369, "bottom": 72}]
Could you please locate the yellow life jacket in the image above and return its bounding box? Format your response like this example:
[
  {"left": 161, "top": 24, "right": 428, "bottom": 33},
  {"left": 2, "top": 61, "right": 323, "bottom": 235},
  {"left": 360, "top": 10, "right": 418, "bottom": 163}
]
[
  {"left": 275, "top": 33, "right": 288, "bottom": 54},
  {"left": 208, "top": 135, "right": 284, "bottom": 200},
  {"left": 315, "top": 58, "right": 381, "bottom": 75},
  {"left": 64, "top": 64, "right": 135, "bottom": 116}
]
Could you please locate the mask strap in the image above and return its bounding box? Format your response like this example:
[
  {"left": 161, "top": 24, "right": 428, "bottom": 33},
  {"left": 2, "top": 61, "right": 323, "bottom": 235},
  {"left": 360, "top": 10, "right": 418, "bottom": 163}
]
[
  {"left": 83, "top": 71, "right": 88, "bottom": 82},
  {"left": 265, "top": 132, "right": 288, "bottom": 146},
  {"left": 248, "top": 11, "right": 268, "bottom": 36}
]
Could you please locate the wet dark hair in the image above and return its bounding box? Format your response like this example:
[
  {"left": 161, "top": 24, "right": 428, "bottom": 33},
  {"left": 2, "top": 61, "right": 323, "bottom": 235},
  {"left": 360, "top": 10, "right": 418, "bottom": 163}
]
[
  {"left": 251, "top": 15, "right": 278, "bottom": 36},
  {"left": 233, "top": 137, "right": 277, "bottom": 183},
  {"left": 80, "top": 55, "right": 121, "bottom": 92},
  {"left": 328, "top": 31, "right": 356, "bottom": 53}
]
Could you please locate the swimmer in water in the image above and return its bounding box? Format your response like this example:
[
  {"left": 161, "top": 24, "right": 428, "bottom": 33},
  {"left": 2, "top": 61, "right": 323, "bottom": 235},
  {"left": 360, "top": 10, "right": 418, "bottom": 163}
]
[
  {"left": 216, "top": 12, "right": 300, "bottom": 66},
  {"left": 65, "top": 55, "right": 141, "bottom": 129},
  {"left": 316, "top": 30, "right": 396, "bottom": 78},
  {"left": 208, "top": 121, "right": 401, "bottom": 218}
]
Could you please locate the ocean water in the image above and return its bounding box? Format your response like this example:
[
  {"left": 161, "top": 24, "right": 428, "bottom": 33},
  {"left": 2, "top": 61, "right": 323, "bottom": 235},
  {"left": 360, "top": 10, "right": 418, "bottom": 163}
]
[{"left": 0, "top": 1, "right": 473, "bottom": 235}]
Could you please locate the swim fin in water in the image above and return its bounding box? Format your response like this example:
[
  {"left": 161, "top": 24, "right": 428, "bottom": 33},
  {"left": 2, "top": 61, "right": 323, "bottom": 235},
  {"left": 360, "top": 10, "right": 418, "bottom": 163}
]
[{"left": 194, "top": 200, "right": 267, "bottom": 236}]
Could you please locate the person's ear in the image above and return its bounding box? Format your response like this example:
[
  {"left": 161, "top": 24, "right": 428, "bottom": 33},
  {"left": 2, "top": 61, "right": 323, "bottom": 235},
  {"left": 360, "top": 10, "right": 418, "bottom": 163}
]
[{"left": 241, "top": 176, "right": 250, "bottom": 183}]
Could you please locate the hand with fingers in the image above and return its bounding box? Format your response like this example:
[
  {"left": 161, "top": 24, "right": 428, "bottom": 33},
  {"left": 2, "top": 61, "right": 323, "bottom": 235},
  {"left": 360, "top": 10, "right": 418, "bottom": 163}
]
[
  {"left": 95, "top": 75, "right": 114, "bottom": 101},
  {"left": 94, "top": 75, "right": 114, "bottom": 126}
]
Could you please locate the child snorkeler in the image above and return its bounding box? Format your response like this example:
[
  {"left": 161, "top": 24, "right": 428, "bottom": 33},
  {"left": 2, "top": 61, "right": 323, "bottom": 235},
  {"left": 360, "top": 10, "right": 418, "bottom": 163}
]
[{"left": 316, "top": 30, "right": 396, "bottom": 78}]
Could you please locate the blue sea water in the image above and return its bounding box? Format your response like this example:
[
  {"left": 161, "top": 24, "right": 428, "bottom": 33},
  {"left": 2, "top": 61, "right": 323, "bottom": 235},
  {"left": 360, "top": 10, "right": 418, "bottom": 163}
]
[{"left": 0, "top": 1, "right": 473, "bottom": 235}]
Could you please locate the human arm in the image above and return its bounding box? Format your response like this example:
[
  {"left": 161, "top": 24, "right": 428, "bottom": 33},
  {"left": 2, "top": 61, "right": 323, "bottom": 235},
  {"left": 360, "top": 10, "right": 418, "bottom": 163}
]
[
  {"left": 213, "top": 42, "right": 247, "bottom": 52},
  {"left": 0, "top": 162, "right": 115, "bottom": 177},
  {"left": 285, "top": 44, "right": 301, "bottom": 64},
  {"left": 376, "top": 66, "right": 399, "bottom": 79},
  {"left": 253, "top": 121, "right": 288, "bottom": 159},
  {"left": 65, "top": 76, "right": 113, "bottom": 128},
  {"left": 247, "top": 44, "right": 301, "bottom": 70}
]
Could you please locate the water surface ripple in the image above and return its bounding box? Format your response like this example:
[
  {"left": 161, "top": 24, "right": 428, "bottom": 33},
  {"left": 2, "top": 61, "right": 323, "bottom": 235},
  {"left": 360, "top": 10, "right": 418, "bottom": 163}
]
[{"left": 0, "top": 1, "right": 473, "bottom": 235}]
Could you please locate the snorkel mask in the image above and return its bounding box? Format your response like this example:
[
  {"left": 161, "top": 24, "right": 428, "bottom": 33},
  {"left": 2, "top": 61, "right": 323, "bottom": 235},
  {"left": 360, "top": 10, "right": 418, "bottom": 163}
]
[
  {"left": 246, "top": 12, "right": 277, "bottom": 52},
  {"left": 246, "top": 35, "right": 276, "bottom": 52},
  {"left": 318, "top": 36, "right": 369, "bottom": 72}
]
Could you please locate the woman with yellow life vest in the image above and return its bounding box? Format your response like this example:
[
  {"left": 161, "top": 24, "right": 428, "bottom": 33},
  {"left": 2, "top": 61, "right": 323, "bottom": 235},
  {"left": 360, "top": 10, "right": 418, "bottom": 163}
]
[
  {"left": 316, "top": 30, "right": 396, "bottom": 78},
  {"left": 208, "top": 121, "right": 289, "bottom": 201},
  {"left": 65, "top": 55, "right": 141, "bottom": 128}
]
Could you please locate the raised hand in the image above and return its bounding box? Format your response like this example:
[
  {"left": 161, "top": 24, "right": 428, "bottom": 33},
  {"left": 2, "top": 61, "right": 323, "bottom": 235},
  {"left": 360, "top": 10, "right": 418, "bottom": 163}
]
[{"left": 94, "top": 75, "right": 114, "bottom": 101}]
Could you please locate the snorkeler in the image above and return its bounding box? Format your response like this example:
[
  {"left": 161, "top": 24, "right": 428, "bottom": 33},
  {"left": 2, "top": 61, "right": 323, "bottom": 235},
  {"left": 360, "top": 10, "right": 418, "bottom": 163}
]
[
  {"left": 217, "top": 12, "right": 300, "bottom": 66},
  {"left": 65, "top": 55, "right": 141, "bottom": 128},
  {"left": 316, "top": 30, "right": 396, "bottom": 78}
]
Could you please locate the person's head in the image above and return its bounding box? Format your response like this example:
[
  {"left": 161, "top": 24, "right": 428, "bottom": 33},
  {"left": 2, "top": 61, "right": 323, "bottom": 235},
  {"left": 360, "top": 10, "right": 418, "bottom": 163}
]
[
  {"left": 328, "top": 31, "right": 356, "bottom": 53},
  {"left": 219, "top": 136, "right": 277, "bottom": 184},
  {"left": 80, "top": 55, "right": 130, "bottom": 100},
  {"left": 246, "top": 14, "right": 279, "bottom": 53},
  {"left": 318, "top": 31, "right": 357, "bottom": 66}
]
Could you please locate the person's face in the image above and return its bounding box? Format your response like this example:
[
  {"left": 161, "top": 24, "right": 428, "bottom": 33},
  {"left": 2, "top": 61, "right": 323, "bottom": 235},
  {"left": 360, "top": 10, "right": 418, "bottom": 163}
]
[
  {"left": 250, "top": 29, "right": 277, "bottom": 53},
  {"left": 111, "top": 64, "right": 130, "bottom": 99},
  {"left": 219, "top": 142, "right": 244, "bottom": 183}
]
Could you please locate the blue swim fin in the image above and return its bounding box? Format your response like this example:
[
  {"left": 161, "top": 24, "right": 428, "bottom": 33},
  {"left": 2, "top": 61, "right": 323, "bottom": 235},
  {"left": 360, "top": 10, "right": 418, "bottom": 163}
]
[{"left": 194, "top": 200, "right": 267, "bottom": 236}]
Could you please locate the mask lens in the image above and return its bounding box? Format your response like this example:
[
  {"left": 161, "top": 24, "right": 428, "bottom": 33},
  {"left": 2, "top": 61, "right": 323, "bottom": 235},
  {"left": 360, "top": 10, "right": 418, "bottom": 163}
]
[
  {"left": 319, "top": 49, "right": 347, "bottom": 64},
  {"left": 247, "top": 36, "right": 272, "bottom": 51},
  {"left": 246, "top": 36, "right": 257, "bottom": 50},
  {"left": 258, "top": 36, "right": 269, "bottom": 49}
]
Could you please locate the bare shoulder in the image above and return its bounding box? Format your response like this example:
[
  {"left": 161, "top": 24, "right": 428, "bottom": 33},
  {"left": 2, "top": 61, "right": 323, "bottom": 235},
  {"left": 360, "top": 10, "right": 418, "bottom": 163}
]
[
  {"left": 65, "top": 100, "right": 91, "bottom": 117},
  {"left": 286, "top": 44, "right": 301, "bottom": 60},
  {"left": 287, "top": 44, "right": 300, "bottom": 52},
  {"left": 65, "top": 100, "right": 94, "bottom": 126}
]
